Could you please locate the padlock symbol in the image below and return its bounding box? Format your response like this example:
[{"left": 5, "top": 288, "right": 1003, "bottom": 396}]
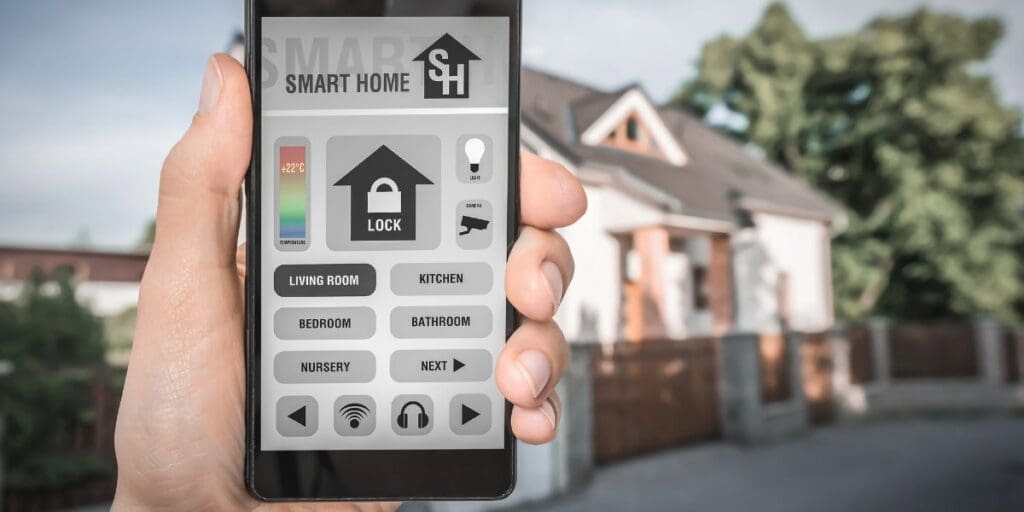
[{"left": 367, "top": 177, "right": 402, "bottom": 214}]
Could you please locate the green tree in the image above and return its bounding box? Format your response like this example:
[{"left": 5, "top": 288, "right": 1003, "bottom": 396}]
[
  {"left": 136, "top": 218, "right": 156, "bottom": 251},
  {"left": 0, "top": 268, "right": 110, "bottom": 492},
  {"left": 675, "top": 4, "right": 1024, "bottom": 322}
]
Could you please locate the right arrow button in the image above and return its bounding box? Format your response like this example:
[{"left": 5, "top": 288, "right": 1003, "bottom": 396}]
[{"left": 450, "top": 394, "right": 492, "bottom": 435}]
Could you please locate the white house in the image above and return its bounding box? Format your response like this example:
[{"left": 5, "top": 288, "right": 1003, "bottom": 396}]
[{"left": 519, "top": 68, "right": 845, "bottom": 342}]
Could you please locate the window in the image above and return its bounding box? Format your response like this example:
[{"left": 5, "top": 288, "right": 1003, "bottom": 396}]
[
  {"left": 625, "top": 117, "right": 639, "bottom": 141},
  {"left": 692, "top": 265, "right": 709, "bottom": 310}
]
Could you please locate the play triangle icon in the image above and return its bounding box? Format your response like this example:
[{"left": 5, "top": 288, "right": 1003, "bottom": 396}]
[
  {"left": 461, "top": 404, "right": 480, "bottom": 425},
  {"left": 288, "top": 406, "right": 307, "bottom": 427}
]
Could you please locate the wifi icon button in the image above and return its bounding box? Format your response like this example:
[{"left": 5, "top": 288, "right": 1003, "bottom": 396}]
[{"left": 334, "top": 396, "right": 376, "bottom": 436}]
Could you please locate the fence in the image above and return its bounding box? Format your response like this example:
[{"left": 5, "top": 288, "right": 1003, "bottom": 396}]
[
  {"left": 889, "top": 323, "right": 978, "bottom": 379},
  {"left": 591, "top": 338, "right": 720, "bottom": 463},
  {"left": 594, "top": 321, "right": 1023, "bottom": 458},
  {"left": 800, "top": 332, "right": 835, "bottom": 425},
  {"left": 2, "top": 365, "right": 124, "bottom": 512}
]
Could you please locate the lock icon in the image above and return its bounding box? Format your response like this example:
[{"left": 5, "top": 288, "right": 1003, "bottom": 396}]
[{"left": 367, "top": 177, "right": 402, "bottom": 214}]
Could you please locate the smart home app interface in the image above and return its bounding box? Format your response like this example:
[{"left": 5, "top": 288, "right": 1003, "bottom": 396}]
[{"left": 259, "top": 17, "right": 510, "bottom": 451}]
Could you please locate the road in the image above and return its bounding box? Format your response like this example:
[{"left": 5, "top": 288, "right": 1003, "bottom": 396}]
[{"left": 532, "top": 417, "right": 1024, "bottom": 512}]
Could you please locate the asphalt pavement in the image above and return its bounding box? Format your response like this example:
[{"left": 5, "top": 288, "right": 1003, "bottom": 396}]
[{"left": 532, "top": 416, "right": 1024, "bottom": 512}]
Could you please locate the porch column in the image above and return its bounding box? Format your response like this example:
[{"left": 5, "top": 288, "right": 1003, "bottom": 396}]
[
  {"left": 623, "top": 227, "right": 669, "bottom": 341},
  {"left": 708, "top": 233, "right": 734, "bottom": 334}
]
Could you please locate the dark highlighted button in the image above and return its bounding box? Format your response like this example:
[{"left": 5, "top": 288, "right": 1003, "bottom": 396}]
[{"left": 274, "top": 264, "right": 376, "bottom": 297}]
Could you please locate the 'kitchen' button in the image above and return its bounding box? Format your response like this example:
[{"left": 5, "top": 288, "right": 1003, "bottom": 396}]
[
  {"left": 274, "top": 350, "right": 376, "bottom": 383},
  {"left": 274, "top": 264, "right": 376, "bottom": 297},
  {"left": 390, "top": 263, "right": 492, "bottom": 296},
  {"left": 390, "top": 349, "right": 493, "bottom": 382},
  {"left": 390, "top": 305, "right": 493, "bottom": 339}
]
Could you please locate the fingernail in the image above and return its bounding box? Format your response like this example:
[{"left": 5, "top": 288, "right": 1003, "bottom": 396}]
[
  {"left": 198, "top": 56, "right": 222, "bottom": 114},
  {"left": 540, "top": 260, "right": 563, "bottom": 312},
  {"left": 538, "top": 398, "right": 558, "bottom": 430},
  {"left": 516, "top": 350, "right": 551, "bottom": 399}
]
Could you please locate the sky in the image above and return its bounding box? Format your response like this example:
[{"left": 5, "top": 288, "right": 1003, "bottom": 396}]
[{"left": 0, "top": 0, "right": 1021, "bottom": 250}]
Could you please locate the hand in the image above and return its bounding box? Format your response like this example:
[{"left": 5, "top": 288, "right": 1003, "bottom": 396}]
[{"left": 112, "top": 54, "right": 586, "bottom": 510}]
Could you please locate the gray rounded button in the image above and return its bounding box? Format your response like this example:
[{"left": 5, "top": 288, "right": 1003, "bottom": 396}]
[
  {"left": 274, "top": 350, "right": 376, "bottom": 383},
  {"left": 390, "top": 306, "right": 492, "bottom": 339},
  {"left": 390, "top": 349, "right": 493, "bottom": 382},
  {"left": 334, "top": 395, "right": 376, "bottom": 436},
  {"left": 392, "top": 394, "right": 433, "bottom": 436},
  {"left": 274, "top": 307, "right": 376, "bottom": 340},
  {"left": 274, "top": 264, "right": 376, "bottom": 297},
  {"left": 276, "top": 395, "right": 318, "bottom": 437},
  {"left": 390, "top": 263, "right": 492, "bottom": 296},
  {"left": 450, "top": 394, "right": 492, "bottom": 435},
  {"left": 456, "top": 200, "right": 493, "bottom": 250}
]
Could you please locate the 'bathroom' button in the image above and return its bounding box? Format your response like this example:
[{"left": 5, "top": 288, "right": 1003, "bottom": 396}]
[
  {"left": 274, "top": 264, "right": 376, "bottom": 297},
  {"left": 274, "top": 350, "right": 376, "bottom": 383},
  {"left": 390, "top": 263, "right": 492, "bottom": 296},
  {"left": 390, "top": 305, "right": 493, "bottom": 339}
]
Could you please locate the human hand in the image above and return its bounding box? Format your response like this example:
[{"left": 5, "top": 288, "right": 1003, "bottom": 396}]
[{"left": 112, "top": 54, "right": 586, "bottom": 510}]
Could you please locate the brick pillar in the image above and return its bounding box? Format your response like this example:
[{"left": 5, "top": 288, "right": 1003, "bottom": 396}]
[
  {"left": 708, "top": 233, "right": 734, "bottom": 334},
  {"left": 623, "top": 227, "right": 669, "bottom": 341}
]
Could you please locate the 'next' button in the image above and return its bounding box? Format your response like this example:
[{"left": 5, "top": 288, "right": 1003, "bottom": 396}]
[{"left": 390, "top": 349, "right": 492, "bottom": 382}]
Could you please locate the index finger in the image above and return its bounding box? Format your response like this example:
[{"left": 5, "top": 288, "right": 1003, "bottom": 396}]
[{"left": 519, "top": 151, "right": 587, "bottom": 229}]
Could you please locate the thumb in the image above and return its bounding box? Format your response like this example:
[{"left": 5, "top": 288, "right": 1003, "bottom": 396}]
[{"left": 149, "top": 53, "right": 251, "bottom": 273}]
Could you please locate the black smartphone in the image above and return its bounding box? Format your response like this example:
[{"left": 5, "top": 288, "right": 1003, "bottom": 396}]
[{"left": 244, "top": 0, "right": 521, "bottom": 501}]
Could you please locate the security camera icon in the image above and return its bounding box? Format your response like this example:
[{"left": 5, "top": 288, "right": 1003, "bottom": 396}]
[{"left": 459, "top": 215, "right": 490, "bottom": 235}]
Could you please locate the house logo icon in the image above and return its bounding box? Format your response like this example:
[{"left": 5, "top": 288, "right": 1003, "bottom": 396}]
[
  {"left": 333, "top": 145, "right": 433, "bottom": 241},
  {"left": 413, "top": 33, "right": 480, "bottom": 99}
]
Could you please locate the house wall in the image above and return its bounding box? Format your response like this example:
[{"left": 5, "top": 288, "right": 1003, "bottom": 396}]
[
  {"left": 752, "top": 213, "right": 833, "bottom": 332},
  {"left": 556, "top": 186, "right": 656, "bottom": 343},
  {"left": 732, "top": 228, "right": 782, "bottom": 333}
]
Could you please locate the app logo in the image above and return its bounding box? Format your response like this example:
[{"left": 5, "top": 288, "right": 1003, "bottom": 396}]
[{"left": 413, "top": 33, "right": 480, "bottom": 99}]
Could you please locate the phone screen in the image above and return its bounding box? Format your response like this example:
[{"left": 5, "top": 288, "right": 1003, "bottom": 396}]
[{"left": 257, "top": 15, "right": 510, "bottom": 456}]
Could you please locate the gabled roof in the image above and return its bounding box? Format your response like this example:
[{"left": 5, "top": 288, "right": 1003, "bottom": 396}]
[
  {"left": 412, "top": 33, "right": 480, "bottom": 62},
  {"left": 334, "top": 145, "right": 433, "bottom": 187},
  {"left": 520, "top": 67, "right": 845, "bottom": 226}
]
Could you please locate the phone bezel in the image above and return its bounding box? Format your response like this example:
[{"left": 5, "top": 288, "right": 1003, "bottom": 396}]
[{"left": 244, "top": 0, "right": 522, "bottom": 501}]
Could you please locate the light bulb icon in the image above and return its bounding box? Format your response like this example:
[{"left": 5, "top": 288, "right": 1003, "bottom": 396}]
[{"left": 464, "top": 137, "right": 486, "bottom": 173}]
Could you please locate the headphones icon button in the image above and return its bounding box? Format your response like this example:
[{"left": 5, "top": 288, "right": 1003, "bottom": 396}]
[{"left": 392, "top": 395, "right": 434, "bottom": 435}]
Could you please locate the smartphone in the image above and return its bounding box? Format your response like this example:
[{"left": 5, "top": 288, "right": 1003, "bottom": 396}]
[{"left": 244, "top": 0, "right": 521, "bottom": 501}]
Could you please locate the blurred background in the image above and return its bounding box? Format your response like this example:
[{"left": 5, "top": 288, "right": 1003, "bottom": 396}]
[{"left": 1, "top": 1, "right": 1022, "bottom": 511}]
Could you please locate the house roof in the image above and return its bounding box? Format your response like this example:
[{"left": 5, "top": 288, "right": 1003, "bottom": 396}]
[
  {"left": 0, "top": 246, "right": 149, "bottom": 282},
  {"left": 521, "top": 67, "right": 845, "bottom": 225}
]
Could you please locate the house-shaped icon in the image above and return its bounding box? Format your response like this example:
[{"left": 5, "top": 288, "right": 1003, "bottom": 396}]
[
  {"left": 333, "top": 145, "right": 433, "bottom": 241},
  {"left": 413, "top": 33, "right": 480, "bottom": 99}
]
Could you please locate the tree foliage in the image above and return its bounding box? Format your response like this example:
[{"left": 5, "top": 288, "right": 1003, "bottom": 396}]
[
  {"left": 675, "top": 4, "right": 1024, "bottom": 321},
  {"left": 0, "top": 268, "right": 111, "bottom": 491}
]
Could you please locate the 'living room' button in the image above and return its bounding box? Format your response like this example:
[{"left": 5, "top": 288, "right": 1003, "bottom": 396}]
[{"left": 274, "top": 264, "right": 376, "bottom": 297}]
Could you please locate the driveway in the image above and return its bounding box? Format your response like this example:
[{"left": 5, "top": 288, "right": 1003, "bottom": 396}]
[{"left": 532, "top": 417, "right": 1024, "bottom": 512}]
